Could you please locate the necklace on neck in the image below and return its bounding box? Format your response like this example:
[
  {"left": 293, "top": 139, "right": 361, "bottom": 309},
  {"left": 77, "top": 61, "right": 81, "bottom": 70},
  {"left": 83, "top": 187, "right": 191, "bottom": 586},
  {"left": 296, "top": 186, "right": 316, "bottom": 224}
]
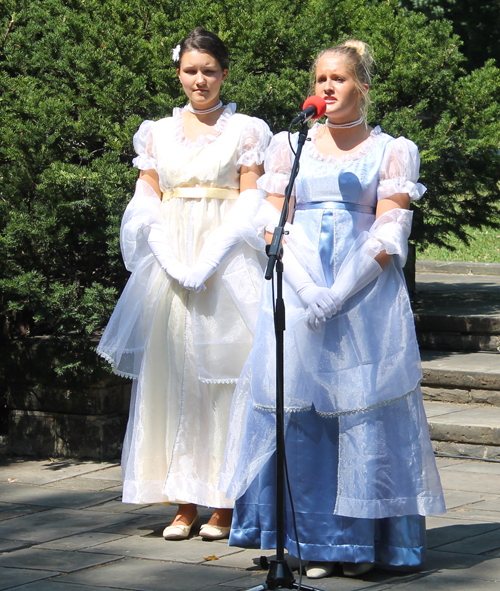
[
  {"left": 326, "top": 116, "right": 364, "bottom": 129},
  {"left": 187, "top": 100, "right": 223, "bottom": 115}
]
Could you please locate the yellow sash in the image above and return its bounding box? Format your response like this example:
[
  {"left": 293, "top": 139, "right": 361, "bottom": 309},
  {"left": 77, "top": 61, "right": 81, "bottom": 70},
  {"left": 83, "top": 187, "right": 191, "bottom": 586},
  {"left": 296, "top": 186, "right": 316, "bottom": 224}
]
[{"left": 162, "top": 187, "right": 239, "bottom": 201}]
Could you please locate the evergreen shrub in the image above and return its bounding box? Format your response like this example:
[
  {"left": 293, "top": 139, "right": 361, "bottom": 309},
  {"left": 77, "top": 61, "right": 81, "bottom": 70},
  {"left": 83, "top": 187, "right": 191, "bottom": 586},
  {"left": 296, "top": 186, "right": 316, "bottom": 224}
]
[{"left": 1, "top": 0, "right": 499, "bottom": 395}]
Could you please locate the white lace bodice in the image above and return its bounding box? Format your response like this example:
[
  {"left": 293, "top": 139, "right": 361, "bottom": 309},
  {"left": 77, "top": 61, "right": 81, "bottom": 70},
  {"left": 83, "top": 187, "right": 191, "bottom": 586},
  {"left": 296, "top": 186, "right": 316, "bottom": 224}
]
[{"left": 132, "top": 104, "right": 272, "bottom": 193}]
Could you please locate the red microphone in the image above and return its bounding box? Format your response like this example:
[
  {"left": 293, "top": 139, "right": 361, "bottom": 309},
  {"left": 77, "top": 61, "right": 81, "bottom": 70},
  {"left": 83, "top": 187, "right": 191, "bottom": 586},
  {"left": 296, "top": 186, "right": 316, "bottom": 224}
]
[{"left": 291, "top": 96, "right": 327, "bottom": 125}]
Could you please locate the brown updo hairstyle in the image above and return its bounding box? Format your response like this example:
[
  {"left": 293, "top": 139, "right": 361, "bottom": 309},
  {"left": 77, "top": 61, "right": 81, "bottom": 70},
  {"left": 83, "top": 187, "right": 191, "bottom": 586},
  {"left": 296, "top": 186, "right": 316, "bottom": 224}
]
[
  {"left": 312, "top": 39, "right": 375, "bottom": 121},
  {"left": 173, "top": 28, "right": 230, "bottom": 71}
]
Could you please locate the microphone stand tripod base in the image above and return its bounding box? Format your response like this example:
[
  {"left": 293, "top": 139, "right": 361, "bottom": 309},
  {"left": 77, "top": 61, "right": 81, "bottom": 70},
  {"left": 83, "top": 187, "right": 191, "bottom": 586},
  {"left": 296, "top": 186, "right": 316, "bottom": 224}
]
[
  {"left": 242, "top": 557, "right": 326, "bottom": 591},
  {"left": 266, "top": 559, "right": 295, "bottom": 589}
]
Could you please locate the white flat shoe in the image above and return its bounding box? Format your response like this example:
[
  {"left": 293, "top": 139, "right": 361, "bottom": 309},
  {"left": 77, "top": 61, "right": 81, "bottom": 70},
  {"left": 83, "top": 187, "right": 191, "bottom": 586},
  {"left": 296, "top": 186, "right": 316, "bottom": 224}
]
[
  {"left": 199, "top": 523, "right": 231, "bottom": 540},
  {"left": 342, "top": 562, "right": 374, "bottom": 577},
  {"left": 305, "top": 562, "right": 335, "bottom": 579},
  {"left": 162, "top": 514, "right": 199, "bottom": 540}
]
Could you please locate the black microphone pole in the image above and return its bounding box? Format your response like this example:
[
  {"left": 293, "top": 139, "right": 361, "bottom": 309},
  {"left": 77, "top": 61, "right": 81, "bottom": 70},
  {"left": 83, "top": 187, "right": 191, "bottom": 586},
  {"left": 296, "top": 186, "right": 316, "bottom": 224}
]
[
  {"left": 265, "top": 121, "right": 309, "bottom": 280},
  {"left": 243, "top": 119, "right": 325, "bottom": 591}
]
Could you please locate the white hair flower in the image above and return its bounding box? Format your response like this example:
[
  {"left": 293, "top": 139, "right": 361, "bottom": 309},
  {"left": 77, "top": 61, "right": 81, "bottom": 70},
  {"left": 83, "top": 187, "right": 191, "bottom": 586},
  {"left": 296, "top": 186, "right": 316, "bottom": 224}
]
[{"left": 171, "top": 44, "right": 181, "bottom": 63}]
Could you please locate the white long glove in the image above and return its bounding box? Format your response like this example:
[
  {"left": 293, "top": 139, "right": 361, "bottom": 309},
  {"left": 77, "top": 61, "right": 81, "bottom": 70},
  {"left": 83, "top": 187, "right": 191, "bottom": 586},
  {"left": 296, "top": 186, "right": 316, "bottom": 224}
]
[
  {"left": 182, "top": 189, "right": 264, "bottom": 292},
  {"left": 282, "top": 245, "right": 338, "bottom": 326},
  {"left": 329, "top": 208, "right": 413, "bottom": 310},
  {"left": 146, "top": 223, "right": 190, "bottom": 284},
  {"left": 329, "top": 242, "right": 383, "bottom": 309}
]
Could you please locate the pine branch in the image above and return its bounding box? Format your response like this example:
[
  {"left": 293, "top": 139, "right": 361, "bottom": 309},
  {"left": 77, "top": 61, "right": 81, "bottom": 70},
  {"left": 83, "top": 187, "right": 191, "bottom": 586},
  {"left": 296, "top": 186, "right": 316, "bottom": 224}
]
[{"left": 1, "top": 16, "right": 15, "bottom": 51}]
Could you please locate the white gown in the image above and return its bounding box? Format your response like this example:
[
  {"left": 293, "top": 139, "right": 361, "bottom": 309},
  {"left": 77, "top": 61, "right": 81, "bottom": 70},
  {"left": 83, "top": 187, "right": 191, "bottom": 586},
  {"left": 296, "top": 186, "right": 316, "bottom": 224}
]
[{"left": 97, "top": 104, "right": 271, "bottom": 507}]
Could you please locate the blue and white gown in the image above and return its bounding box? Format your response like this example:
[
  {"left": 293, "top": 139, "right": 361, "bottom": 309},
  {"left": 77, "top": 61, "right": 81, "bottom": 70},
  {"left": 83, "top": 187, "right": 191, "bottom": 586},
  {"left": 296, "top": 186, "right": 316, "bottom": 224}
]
[{"left": 219, "top": 124, "right": 445, "bottom": 567}]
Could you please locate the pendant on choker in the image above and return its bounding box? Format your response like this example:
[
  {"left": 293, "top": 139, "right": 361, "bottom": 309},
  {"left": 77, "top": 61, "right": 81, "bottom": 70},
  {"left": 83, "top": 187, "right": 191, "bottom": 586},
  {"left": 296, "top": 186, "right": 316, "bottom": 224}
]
[
  {"left": 187, "top": 100, "right": 223, "bottom": 115},
  {"left": 326, "top": 116, "right": 364, "bottom": 129}
]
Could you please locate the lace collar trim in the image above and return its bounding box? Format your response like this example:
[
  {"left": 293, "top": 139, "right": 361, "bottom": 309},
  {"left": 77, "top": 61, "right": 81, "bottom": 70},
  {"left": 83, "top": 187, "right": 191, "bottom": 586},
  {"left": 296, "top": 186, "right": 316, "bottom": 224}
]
[
  {"left": 306, "top": 123, "right": 382, "bottom": 163},
  {"left": 172, "top": 103, "right": 237, "bottom": 148}
]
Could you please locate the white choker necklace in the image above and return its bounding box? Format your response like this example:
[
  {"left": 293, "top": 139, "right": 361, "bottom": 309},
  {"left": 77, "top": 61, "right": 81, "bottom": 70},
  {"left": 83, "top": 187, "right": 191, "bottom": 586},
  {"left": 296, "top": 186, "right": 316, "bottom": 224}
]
[
  {"left": 326, "top": 116, "right": 364, "bottom": 129},
  {"left": 187, "top": 100, "right": 223, "bottom": 115}
]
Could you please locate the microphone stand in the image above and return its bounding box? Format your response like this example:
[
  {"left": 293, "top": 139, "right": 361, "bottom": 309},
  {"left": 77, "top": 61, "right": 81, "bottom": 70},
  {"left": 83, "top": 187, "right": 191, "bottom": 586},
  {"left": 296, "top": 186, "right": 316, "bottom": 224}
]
[{"left": 243, "top": 120, "right": 325, "bottom": 591}]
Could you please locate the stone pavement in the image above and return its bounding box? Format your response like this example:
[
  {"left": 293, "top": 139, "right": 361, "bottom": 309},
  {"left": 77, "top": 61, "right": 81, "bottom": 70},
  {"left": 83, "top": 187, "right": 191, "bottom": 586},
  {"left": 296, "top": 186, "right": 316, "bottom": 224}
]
[{"left": 1, "top": 456, "right": 500, "bottom": 591}]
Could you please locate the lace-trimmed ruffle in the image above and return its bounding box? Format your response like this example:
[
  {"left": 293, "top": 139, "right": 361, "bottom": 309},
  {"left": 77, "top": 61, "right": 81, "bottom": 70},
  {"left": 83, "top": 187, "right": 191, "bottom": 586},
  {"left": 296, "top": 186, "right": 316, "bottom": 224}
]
[
  {"left": 236, "top": 117, "right": 272, "bottom": 167},
  {"left": 378, "top": 178, "right": 426, "bottom": 202},
  {"left": 132, "top": 120, "right": 157, "bottom": 171},
  {"left": 96, "top": 349, "right": 140, "bottom": 380},
  {"left": 132, "top": 153, "right": 157, "bottom": 172},
  {"left": 172, "top": 103, "right": 237, "bottom": 148},
  {"left": 237, "top": 150, "right": 266, "bottom": 167},
  {"left": 253, "top": 382, "right": 420, "bottom": 417},
  {"left": 377, "top": 136, "right": 426, "bottom": 201},
  {"left": 306, "top": 123, "right": 383, "bottom": 163},
  {"left": 257, "top": 171, "right": 294, "bottom": 196},
  {"left": 199, "top": 377, "right": 238, "bottom": 385}
]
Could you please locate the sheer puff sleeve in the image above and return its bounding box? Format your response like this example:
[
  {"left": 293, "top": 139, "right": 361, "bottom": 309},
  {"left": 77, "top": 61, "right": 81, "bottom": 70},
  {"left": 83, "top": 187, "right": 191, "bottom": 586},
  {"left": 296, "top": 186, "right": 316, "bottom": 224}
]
[
  {"left": 237, "top": 117, "right": 273, "bottom": 168},
  {"left": 132, "top": 120, "right": 157, "bottom": 172},
  {"left": 377, "top": 137, "right": 426, "bottom": 202},
  {"left": 256, "top": 131, "right": 294, "bottom": 196}
]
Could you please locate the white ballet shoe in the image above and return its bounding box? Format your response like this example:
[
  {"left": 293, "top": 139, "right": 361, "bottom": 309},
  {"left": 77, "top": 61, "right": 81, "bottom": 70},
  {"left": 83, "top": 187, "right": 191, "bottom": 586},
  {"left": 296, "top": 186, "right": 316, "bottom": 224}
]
[
  {"left": 342, "top": 562, "right": 374, "bottom": 577},
  {"left": 199, "top": 523, "right": 231, "bottom": 540},
  {"left": 305, "top": 562, "right": 335, "bottom": 579},
  {"left": 162, "top": 514, "right": 199, "bottom": 540}
]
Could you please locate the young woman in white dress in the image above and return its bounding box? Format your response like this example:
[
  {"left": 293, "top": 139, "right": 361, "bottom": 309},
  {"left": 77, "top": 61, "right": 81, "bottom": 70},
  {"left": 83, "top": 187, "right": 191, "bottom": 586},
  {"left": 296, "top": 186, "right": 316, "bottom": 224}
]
[
  {"left": 98, "top": 28, "right": 271, "bottom": 540},
  {"left": 220, "top": 40, "right": 445, "bottom": 578}
]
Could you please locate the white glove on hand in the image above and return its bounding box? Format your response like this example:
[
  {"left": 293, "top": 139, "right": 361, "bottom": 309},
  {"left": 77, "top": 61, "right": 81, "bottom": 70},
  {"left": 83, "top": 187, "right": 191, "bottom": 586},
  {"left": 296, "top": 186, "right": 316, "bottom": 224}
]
[
  {"left": 282, "top": 246, "right": 338, "bottom": 326},
  {"left": 181, "top": 189, "right": 264, "bottom": 292},
  {"left": 329, "top": 208, "right": 413, "bottom": 309},
  {"left": 330, "top": 252, "right": 383, "bottom": 309},
  {"left": 296, "top": 283, "right": 339, "bottom": 319},
  {"left": 147, "top": 223, "right": 190, "bottom": 284},
  {"left": 181, "top": 262, "right": 212, "bottom": 293}
]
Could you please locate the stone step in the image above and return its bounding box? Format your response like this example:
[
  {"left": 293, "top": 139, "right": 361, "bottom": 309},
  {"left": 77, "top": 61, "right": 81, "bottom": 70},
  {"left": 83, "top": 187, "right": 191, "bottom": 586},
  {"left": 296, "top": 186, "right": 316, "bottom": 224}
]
[
  {"left": 421, "top": 350, "right": 500, "bottom": 406},
  {"left": 421, "top": 350, "right": 500, "bottom": 390},
  {"left": 414, "top": 271, "right": 500, "bottom": 352},
  {"left": 416, "top": 261, "right": 500, "bottom": 276},
  {"left": 425, "top": 400, "right": 500, "bottom": 460},
  {"left": 418, "top": 331, "right": 500, "bottom": 353}
]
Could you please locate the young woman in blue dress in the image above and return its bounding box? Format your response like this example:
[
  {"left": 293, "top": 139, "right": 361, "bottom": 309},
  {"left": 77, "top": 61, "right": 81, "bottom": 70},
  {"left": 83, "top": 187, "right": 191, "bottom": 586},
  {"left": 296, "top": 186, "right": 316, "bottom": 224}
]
[{"left": 220, "top": 39, "right": 445, "bottom": 579}]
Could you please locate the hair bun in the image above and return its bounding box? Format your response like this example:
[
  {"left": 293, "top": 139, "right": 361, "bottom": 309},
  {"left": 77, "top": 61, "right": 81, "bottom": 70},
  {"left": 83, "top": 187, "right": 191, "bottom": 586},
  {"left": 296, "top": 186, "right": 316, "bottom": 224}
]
[
  {"left": 342, "top": 39, "right": 367, "bottom": 56},
  {"left": 342, "top": 39, "right": 374, "bottom": 71}
]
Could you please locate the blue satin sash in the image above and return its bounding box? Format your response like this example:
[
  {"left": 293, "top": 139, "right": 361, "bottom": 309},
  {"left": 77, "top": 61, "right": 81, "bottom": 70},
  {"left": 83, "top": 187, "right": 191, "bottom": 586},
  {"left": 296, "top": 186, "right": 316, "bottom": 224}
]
[
  {"left": 296, "top": 201, "right": 374, "bottom": 286},
  {"left": 295, "top": 201, "right": 375, "bottom": 214}
]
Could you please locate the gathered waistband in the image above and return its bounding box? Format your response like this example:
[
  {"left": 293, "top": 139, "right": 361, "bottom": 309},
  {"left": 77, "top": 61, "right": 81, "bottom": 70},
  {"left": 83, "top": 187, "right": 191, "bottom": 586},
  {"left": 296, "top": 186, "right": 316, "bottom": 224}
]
[
  {"left": 162, "top": 187, "right": 239, "bottom": 201},
  {"left": 295, "top": 201, "right": 375, "bottom": 214}
]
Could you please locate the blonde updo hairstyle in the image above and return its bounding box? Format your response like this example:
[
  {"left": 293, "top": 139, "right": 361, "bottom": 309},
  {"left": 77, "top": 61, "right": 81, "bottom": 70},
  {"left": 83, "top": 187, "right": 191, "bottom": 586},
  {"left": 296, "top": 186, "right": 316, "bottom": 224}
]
[{"left": 312, "top": 39, "right": 374, "bottom": 121}]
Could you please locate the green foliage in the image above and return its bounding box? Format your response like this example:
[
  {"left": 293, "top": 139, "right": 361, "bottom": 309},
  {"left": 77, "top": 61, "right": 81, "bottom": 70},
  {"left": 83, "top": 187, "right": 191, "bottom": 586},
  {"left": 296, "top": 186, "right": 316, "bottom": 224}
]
[
  {"left": 1, "top": 0, "right": 500, "bottom": 385},
  {"left": 418, "top": 219, "right": 500, "bottom": 263},
  {"left": 398, "top": 0, "right": 500, "bottom": 71}
]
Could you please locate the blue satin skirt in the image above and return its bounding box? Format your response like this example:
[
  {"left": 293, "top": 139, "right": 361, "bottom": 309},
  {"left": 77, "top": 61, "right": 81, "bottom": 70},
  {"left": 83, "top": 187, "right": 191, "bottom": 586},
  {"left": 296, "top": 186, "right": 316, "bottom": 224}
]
[{"left": 229, "top": 407, "right": 426, "bottom": 567}]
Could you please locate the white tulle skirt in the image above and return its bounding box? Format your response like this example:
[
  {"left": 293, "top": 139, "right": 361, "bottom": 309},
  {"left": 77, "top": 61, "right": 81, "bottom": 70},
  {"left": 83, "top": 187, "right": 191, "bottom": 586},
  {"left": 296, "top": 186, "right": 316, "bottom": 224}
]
[{"left": 99, "top": 194, "right": 265, "bottom": 507}]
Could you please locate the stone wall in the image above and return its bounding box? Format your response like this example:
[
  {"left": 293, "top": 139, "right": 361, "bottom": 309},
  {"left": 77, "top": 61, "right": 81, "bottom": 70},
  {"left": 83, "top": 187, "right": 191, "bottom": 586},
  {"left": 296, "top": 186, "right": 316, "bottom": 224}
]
[
  {"left": 0, "top": 336, "right": 131, "bottom": 461},
  {"left": 5, "top": 376, "right": 131, "bottom": 460}
]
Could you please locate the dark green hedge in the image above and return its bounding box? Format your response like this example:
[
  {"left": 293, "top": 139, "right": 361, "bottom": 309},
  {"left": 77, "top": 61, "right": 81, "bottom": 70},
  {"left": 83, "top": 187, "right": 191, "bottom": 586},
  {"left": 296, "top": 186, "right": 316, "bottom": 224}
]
[{"left": 1, "top": 0, "right": 499, "bottom": 385}]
